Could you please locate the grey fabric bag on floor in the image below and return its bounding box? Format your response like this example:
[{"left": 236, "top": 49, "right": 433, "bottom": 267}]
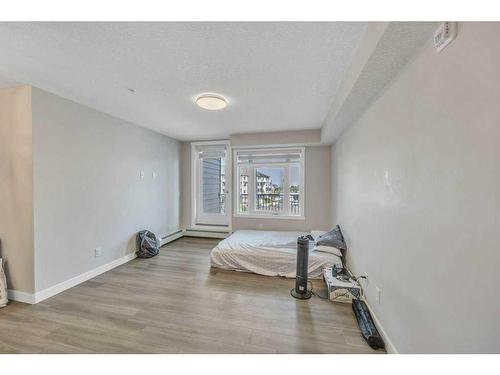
[
  {"left": 136, "top": 230, "right": 160, "bottom": 258},
  {"left": 0, "top": 259, "right": 7, "bottom": 307}
]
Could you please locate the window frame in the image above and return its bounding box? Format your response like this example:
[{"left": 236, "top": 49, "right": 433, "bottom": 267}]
[
  {"left": 191, "top": 140, "right": 232, "bottom": 230},
  {"left": 233, "top": 147, "right": 305, "bottom": 220}
]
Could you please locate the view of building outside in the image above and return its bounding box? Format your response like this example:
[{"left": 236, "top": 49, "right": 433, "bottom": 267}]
[
  {"left": 219, "top": 158, "right": 225, "bottom": 212},
  {"left": 202, "top": 157, "right": 226, "bottom": 214},
  {"left": 239, "top": 166, "right": 299, "bottom": 214}
]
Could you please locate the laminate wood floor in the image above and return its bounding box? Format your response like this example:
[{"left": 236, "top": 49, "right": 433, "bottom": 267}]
[{"left": 0, "top": 237, "right": 383, "bottom": 353}]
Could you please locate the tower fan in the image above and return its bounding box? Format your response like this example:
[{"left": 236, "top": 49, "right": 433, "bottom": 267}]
[{"left": 290, "top": 235, "right": 312, "bottom": 299}]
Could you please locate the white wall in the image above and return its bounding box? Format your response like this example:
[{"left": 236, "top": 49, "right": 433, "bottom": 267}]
[
  {"left": 0, "top": 86, "right": 34, "bottom": 293},
  {"left": 331, "top": 23, "right": 500, "bottom": 353},
  {"left": 32, "top": 88, "right": 181, "bottom": 292}
]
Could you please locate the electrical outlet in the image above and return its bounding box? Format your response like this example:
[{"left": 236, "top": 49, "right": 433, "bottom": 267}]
[
  {"left": 140, "top": 170, "right": 145, "bottom": 180},
  {"left": 376, "top": 286, "right": 382, "bottom": 304},
  {"left": 95, "top": 247, "right": 102, "bottom": 258}
]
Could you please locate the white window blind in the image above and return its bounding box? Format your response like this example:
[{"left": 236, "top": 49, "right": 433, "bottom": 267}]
[
  {"left": 236, "top": 148, "right": 303, "bottom": 164},
  {"left": 196, "top": 144, "right": 227, "bottom": 159}
]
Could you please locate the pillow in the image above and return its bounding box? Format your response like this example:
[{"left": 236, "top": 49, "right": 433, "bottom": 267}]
[
  {"left": 310, "top": 230, "right": 327, "bottom": 242},
  {"left": 315, "top": 225, "right": 347, "bottom": 251},
  {"left": 313, "top": 245, "right": 343, "bottom": 257}
]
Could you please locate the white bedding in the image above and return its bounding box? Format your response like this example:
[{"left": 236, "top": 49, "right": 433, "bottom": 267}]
[{"left": 210, "top": 230, "right": 343, "bottom": 279}]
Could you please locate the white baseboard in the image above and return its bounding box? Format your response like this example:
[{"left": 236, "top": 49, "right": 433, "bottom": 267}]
[
  {"left": 34, "top": 252, "right": 137, "bottom": 304},
  {"left": 363, "top": 298, "right": 398, "bottom": 354},
  {"left": 8, "top": 252, "right": 137, "bottom": 305},
  {"left": 7, "top": 289, "right": 36, "bottom": 304},
  {"left": 7, "top": 228, "right": 224, "bottom": 305}
]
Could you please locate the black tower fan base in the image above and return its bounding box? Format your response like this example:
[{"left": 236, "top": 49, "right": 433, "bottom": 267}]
[{"left": 290, "top": 288, "right": 312, "bottom": 299}]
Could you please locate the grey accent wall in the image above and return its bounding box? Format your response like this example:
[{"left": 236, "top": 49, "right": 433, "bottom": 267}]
[
  {"left": 0, "top": 86, "right": 34, "bottom": 293},
  {"left": 331, "top": 23, "right": 500, "bottom": 353},
  {"left": 32, "top": 88, "right": 181, "bottom": 292},
  {"left": 232, "top": 146, "right": 331, "bottom": 232}
]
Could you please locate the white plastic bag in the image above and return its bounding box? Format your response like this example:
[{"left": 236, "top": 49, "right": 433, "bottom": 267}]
[{"left": 0, "top": 258, "right": 7, "bottom": 307}]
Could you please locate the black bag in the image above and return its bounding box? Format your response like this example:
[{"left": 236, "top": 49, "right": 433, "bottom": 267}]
[
  {"left": 352, "top": 299, "right": 385, "bottom": 350},
  {"left": 136, "top": 230, "right": 160, "bottom": 258}
]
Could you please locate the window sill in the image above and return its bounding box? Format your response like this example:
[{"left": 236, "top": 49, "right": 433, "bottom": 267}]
[{"left": 233, "top": 213, "right": 305, "bottom": 221}]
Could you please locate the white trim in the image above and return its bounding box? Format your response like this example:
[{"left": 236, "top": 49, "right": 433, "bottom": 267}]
[
  {"left": 362, "top": 298, "right": 398, "bottom": 354},
  {"left": 7, "top": 289, "right": 36, "bottom": 304},
  {"left": 191, "top": 140, "right": 231, "bottom": 147},
  {"left": 191, "top": 140, "right": 232, "bottom": 228},
  {"left": 33, "top": 252, "right": 137, "bottom": 304},
  {"left": 191, "top": 142, "right": 196, "bottom": 228},
  {"left": 233, "top": 213, "right": 305, "bottom": 220},
  {"left": 231, "top": 143, "right": 316, "bottom": 149}
]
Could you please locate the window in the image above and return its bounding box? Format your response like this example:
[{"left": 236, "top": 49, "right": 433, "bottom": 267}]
[{"left": 235, "top": 148, "right": 304, "bottom": 218}]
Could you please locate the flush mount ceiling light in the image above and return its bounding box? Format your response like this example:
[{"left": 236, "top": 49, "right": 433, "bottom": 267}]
[{"left": 195, "top": 93, "right": 228, "bottom": 111}]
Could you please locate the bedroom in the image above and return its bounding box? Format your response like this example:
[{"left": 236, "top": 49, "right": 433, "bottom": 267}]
[{"left": 1, "top": 1, "right": 500, "bottom": 373}]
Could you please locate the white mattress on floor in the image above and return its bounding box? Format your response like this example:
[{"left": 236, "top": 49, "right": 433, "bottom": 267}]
[{"left": 210, "top": 230, "right": 343, "bottom": 279}]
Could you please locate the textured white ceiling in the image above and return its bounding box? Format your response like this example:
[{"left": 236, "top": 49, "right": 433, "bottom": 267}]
[
  {"left": 322, "top": 22, "right": 436, "bottom": 143},
  {"left": 0, "top": 22, "right": 367, "bottom": 141}
]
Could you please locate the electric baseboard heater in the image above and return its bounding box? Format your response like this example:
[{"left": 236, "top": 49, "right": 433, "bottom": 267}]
[{"left": 291, "top": 235, "right": 312, "bottom": 300}]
